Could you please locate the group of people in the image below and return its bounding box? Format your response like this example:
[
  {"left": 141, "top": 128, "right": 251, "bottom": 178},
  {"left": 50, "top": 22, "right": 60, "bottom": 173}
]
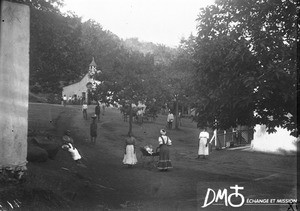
[
  {"left": 82, "top": 101, "right": 105, "bottom": 121},
  {"left": 61, "top": 102, "right": 105, "bottom": 164},
  {"left": 123, "top": 110, "right": 211, "bottom": 169},
  {"left": 166, "top": 110, "right": 182, "bottom": 129},
  {"left": 62, "top": 94, "right": 84, "bottom": 106},
  {"left": 122, "top": 129, "right": 173, "bottom": 171},
  {"left": 122, "top": 126, "right": 210, "bottom": 171},
  {"left": 62, "top": 104, "right": 211, "bottom": 170}
]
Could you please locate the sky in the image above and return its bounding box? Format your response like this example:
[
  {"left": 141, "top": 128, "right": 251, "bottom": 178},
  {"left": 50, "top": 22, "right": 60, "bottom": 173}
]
[{"left": 61, "top": 0, "right": 215, "bottom": 47}]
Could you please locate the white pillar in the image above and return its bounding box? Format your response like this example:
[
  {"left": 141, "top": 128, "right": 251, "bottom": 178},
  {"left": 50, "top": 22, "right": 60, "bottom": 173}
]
[{"left": 0, "top": 1, "right": 30, "bottom": 175}]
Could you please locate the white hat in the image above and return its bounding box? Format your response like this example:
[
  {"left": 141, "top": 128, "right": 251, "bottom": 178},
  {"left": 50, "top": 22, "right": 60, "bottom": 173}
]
[
  {"left": 160, "top": 129, "right": 166, "bottom": 135},
  {"left": 91, "top": 114, "right": 97, "bottom": 119}
]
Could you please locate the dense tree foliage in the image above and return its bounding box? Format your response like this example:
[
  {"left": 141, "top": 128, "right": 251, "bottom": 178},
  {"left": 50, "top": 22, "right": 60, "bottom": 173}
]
[
  {"left": 30, "top": 9, "right": 86, "bottom": 93},
  {"left": 11, "top": 0, "right": 297, "bottom": 135},
  {"left": 192, "top": 0, "right": 297, "bottom": 135},
  {"left": 10, "top": 0, "right": 126, "bottom": 94},
  {"left": 162, "top": 36, "right": 197, "bottom": 129},
  {"left": 92, "top": 50, "right": 156, "bottom": 134}
]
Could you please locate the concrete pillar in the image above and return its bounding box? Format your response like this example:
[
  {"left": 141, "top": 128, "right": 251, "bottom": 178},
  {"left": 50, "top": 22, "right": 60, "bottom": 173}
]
[{"left": 0, "top": 1, "right": 30, "bottom": 179}]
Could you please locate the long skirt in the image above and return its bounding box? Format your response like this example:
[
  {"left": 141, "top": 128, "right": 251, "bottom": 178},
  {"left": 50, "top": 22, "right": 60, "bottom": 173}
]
[
  {"left": 123, "top": 145, "right": 137, "bottom": 165},
  {"left": 198, "top": 138, "right": 209, "bottom": 156},
  {"left": 157, "top": 145, "right": 172, "bottom": 170}
]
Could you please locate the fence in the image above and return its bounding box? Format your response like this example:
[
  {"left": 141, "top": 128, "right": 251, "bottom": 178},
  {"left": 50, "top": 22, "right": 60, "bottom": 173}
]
[{"left": 210, "top": 129, "right": 254, "bottom": 149}]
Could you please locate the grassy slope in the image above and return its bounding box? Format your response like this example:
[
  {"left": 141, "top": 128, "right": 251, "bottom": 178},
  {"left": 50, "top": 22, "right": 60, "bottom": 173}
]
[{"left": 0, "top": 103, "right": 297, "bottom": 211}]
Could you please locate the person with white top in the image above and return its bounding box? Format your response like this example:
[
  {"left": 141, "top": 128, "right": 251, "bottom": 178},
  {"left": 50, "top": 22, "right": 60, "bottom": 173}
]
[
  {"left": 157, "top": 129, "right": 173, "bottom": 171},
  {"left": 63, "top": 95, "right": 67, "bottom": 106},
  {"left": 122, "top": 132, "right": 138, "bottom": 167},
  {"left": 62, "top": 143, "right": 82, "bottom": 163},
  {"left": 167, "top": 111, "right": 174, "bottom": 129},
  {"left": 197, "top": 128, "right": 210, "bottom": 159},
  {"left": 82, "top": 101, "right": 88, "bottom": 120}
]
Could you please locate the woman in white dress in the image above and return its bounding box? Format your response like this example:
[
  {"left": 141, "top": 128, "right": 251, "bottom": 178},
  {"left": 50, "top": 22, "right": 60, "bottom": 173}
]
[
  {"left": 197, "top": 128, "right": 209, "bottom": 159},
  {"left": 123, "top": 133, "right": 137, "bottom": 167}
]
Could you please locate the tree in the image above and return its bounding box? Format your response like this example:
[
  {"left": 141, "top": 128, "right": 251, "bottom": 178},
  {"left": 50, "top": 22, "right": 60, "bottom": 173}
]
[
  {"left": 80, "top": 20, "right": 124, "bottom": 73},
  {"left": 92, "top": 50, "right": 154, "bottom": 135},
  {"left": 30, "top": 8, "right": 86, "bottom": 93},
  {"left": 163, "top": 35, "right": 197, "bottom": 129},
  {"left": 193, "top": 35, "right": 258, "bottom": 129},
  {"left": 192, "top": 0, "right": 297, "bottom": 135}
]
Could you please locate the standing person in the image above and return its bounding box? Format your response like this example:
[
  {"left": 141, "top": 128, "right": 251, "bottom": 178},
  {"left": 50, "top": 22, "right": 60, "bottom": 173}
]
[
  {"left": 63, "top": 95, "right": 67, "bottom": 106},
  {"left": 90, "top": 115, "right": 97, "bottom": 144},
  {"left": 102, "top": 104, "right": 105, "bottom": 116},
  {"left": 137, "top": 109, "right": 143, "bottom": 124},
  {"left": 178, "top": 112, "right": 182, "bottom": 126},
  {"left": 197, "top": 128, "right": 210, "bottom": 159},
  {"left": 95, "top": 102, "right": 101, "bottom": 122},
  {"left": 157, "top": 129, "right": 173, "bottom": 171},
  {"left": 122, "top": 132, "right": 137, "bottom": 167},
  {"left": 167, "top": 111, "right": 174, "bottom": 129},
  {"left": 82, "top": 101, "right": 88, "bottom": 120}
]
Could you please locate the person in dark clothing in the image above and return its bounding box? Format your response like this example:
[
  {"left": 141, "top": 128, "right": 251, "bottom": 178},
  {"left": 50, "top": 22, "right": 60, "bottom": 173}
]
[
  {"left": 90, "top": 115, "right": 97, "bottom": 144},
  {"left": 62, "top": 130, "right": 74, "bottom": 145},
  {"left": 157, "top": 129, "right": 173, "bottom": 171},
  {"left": 95, "top": 103, "right": 101, "bottom": 122}
]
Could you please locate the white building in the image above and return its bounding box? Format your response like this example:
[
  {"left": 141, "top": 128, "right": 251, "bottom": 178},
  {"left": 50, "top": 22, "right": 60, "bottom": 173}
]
[{"left": 62, "top": 58, "right": 98, "bottom": 103}]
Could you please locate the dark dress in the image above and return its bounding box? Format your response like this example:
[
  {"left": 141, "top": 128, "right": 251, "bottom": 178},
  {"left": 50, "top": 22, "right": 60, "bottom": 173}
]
[
  {"left": 157, "top": 136, "right": 173, "bottom": 170},
  {"left": 90, "top": 122, "right": 97, "bottom": 137},
  {"left": 95, "top": 105, "right": 101, "bottom": 115}
]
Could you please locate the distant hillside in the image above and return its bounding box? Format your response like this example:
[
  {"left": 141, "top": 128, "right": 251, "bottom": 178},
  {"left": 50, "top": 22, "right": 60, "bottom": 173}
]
[
  {"left": 123, "top": 38, "right": 177, "bottom": 66},
  {"left": 123, "top": 38, "right": 157, "bottom": 54}
]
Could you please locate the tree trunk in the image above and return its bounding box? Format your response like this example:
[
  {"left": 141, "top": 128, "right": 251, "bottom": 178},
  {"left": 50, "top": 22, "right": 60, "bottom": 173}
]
[
  {"left": 128, "top": 104, "right": 133, "bottom": 135},
  {"left": 175, "top": 99, "right": 179, "bottom": 129}
]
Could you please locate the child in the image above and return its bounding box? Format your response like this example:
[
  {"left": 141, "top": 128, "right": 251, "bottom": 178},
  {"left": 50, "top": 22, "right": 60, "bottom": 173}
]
[
  {"left": 90, "top": 114, "right": 97, "bottom": 144},
  {"left": 62, "top": 143, "right": 82, "bottom": 164}
]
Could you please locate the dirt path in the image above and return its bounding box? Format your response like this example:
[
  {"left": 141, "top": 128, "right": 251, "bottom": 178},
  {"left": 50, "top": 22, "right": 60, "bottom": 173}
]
[{"left": 53, "top": 105, "right": 297, "bottom": 211}]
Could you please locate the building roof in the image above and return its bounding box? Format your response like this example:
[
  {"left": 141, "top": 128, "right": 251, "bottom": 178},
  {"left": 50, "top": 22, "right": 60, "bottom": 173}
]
[{"left": 89, "top": 57, "right": 97, "bottom": 67}]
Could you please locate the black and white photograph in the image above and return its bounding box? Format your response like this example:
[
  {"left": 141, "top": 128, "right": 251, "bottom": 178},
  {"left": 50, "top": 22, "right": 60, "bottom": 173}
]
[{"left": 0, "top": 0, "right": 298, "bottom": 210}]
